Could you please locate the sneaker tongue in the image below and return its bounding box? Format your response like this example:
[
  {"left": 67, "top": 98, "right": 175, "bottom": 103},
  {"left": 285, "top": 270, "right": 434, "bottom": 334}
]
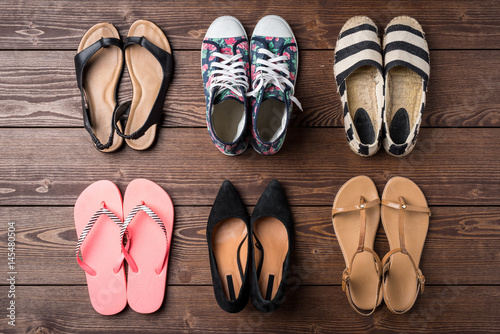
[
  {"left": 262, "top": 85, "right": 285, "bottom": 102},
  {"left": 214, "top": 88, "right": 244, "bottom": 105}
]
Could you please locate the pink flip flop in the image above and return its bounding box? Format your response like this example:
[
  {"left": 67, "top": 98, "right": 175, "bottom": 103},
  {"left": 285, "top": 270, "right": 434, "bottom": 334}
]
[
  {"left": 74, "top": 180, "right": 127, "bottom": 315},
  {"left": 120, "top": 179, "right": 174, "bottom": 313}
]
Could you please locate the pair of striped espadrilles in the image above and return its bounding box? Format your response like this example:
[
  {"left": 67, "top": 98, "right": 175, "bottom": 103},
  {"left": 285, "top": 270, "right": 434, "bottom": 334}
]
[{"left": 334, "top": 16, "right": 429, "bottom": 157}]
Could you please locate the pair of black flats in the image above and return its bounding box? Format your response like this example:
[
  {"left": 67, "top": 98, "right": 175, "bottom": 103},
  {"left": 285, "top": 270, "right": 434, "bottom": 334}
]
[{"left": 207, "top": 180, "right": 293, "bottom": 313}]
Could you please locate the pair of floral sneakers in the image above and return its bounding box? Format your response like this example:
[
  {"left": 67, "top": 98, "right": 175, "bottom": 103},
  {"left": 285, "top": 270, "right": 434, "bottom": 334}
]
[
  {"left": 201, "top": 15, "right": 301, "bottom": 156},
  {"left": 334, "top": 16, "right": 430, "bottom": 157}
]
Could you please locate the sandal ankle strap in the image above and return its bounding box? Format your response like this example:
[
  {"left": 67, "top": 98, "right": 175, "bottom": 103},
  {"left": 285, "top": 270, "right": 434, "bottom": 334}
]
[
  {"left": 333, "top": 196, "right": 382, "bottom": 316},
  {"left": 342, "top": 247, "right": 382, "bottom": 316},
  {"left": 381, "top": 196, "right": 428, "bottom": 314},
  {"left": 381, "top": 248, "right": 425, "bottom": 314}
]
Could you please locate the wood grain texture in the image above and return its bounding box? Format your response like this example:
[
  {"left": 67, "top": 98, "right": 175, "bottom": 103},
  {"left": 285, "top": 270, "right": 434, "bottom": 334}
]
[
  {"left": 2, "top": 285, "right": 499, "bottom": 333},
  {"left": 0, "top": 206, "right": 498, "bottom": 286},
  {"left": 1, "top": 0, "right": 500, "bottom": 50},
  {"left": 1, "top": 0, "right": 499, "bottom": 332},
  {"left": 0, "top": 128, "right": 498, "bottom": 206},
  {"left": 1, "top": 50, "right": 500, "bottom": 128}
]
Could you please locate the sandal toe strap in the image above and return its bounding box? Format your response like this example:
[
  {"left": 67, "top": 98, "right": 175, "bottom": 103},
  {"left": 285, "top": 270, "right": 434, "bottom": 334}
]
[
  {"left": 381, "top": 196, "right": 431, "bottom": 215},
  {"left": 332, "top": 197, "right": 380, "bottom": 217}
]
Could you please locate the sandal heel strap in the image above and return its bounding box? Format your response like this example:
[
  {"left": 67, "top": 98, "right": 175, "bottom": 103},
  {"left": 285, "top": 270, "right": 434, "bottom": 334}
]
[
  {"left": 342, "top": 247, "right": 382, "bottom": 316},
  {"left": 74, "top": 37, "right": 124, "bottom": 150},
  {"left": 381, "top": 248, "right": 425, "bottom": 314}
]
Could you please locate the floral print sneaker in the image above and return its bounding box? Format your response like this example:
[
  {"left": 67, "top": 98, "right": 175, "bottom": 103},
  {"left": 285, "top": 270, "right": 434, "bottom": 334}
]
[
  {"left": 201, "top": 16, "right": 250, "bottom": 156},
  {"left": 247, "top": 15, "right": 302, "bottom": 155}
]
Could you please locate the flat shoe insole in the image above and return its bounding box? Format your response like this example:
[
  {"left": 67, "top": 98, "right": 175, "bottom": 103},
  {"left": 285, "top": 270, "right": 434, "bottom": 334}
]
[
  {"left": 212, "top": 99, "right": 246, "bottom": 143},
  {"left": 386, "top": 66, "right": 423, "bottom": 137},
  {"left": 345, "top": 66, "right": 379, "bottom": 143},
  {"left": 353, "top": 108, "right": 375, "bottom": 144},
  {"left": 389, "top": 108, "right": 410, "bottom": 144},
  {"left": 256, "top": 99, "right": 286, "bottom": 143}
]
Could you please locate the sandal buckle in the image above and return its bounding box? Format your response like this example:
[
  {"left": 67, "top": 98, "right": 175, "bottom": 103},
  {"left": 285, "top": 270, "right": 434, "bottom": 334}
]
[{"left": 417, "top": 270, "right": 425, "bottom": 293}]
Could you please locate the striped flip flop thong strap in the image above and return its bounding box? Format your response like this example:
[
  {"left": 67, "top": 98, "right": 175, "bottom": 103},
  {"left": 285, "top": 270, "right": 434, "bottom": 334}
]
[
  {"left": 119, "top": 203, "right": 169, "bottom": 274},
  {"left": 76, "top": 205, "right": 126, "bottom": 276}
]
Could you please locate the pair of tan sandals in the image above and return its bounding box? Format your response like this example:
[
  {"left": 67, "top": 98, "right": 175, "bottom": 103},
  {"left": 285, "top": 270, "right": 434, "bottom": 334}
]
[{"left": 332, "top": 176, "right": 430, "bottom": 315}]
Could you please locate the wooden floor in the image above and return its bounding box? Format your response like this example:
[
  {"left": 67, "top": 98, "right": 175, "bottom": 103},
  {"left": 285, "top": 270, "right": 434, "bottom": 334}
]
[{"left": 1, "top": 0, "right": 499, "bottom": 333}]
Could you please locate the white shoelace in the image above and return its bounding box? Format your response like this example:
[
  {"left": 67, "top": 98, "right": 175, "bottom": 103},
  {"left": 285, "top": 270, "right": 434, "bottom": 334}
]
[
  {"left": 246, "top": 48, "right": 302, "bottom": 111},
  {"left": 209, "top": 52, "right": 249, "bottom": 98}
]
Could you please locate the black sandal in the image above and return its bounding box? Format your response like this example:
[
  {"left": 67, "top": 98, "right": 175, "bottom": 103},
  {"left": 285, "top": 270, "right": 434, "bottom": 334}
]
[
  {"left": 113, "top": 20, "right": 174, "bottom": 150},
  {"left": 74, "top": 22, "right": 124, "bottom": 152}
]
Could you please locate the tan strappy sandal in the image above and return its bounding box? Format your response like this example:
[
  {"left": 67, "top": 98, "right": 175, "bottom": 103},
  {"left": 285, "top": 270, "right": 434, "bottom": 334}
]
[
  {"left": 381, "top": 176, "right": 430, "bottom": 314},
  {"left": 332, "top": 176, "right": 383, "bottom": 315}
]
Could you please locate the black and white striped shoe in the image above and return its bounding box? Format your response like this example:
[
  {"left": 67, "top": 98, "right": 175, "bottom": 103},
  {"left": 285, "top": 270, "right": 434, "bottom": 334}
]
[
  {"left": 334, "top": 16, "right": 384, "bottom": 157},
  {"left": 382, "top": 16, "right": 430, "bottom": 157}
]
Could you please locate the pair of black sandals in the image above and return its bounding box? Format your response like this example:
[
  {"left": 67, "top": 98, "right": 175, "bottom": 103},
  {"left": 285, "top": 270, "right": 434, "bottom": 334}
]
[{"left": 74, "top": 20, "right": 174, "bottom": 152}]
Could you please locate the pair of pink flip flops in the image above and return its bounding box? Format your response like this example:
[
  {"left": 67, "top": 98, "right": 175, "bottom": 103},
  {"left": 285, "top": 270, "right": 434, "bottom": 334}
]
[{"left": 74, "top": 179, "right": 174, "bottom": 315}]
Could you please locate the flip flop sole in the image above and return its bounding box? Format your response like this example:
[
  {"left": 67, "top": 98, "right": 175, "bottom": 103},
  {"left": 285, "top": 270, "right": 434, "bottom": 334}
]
[
  {"left": 74, "top": 180, "right": 126, "bottom": 315},
  {"left": 123, "top": 178, "right": 174, "bottom": 313}
]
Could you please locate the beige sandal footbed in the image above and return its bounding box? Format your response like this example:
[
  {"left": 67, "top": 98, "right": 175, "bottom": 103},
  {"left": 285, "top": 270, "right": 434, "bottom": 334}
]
[
  {"left": 77, "top": 23, "right": 124, "bottom": 152},
  {"left": 125, "top": 20, "right": 172, "bottom": 150},
  {"left": 332, "top": 175, "right": 383, "bottom": 315},
  {"left": 381, "top": 176, "right": 430, "bottom": 314}
]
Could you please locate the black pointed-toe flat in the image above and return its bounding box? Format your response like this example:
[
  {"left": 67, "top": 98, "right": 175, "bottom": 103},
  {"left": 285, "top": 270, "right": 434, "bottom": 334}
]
[
  {"left": 207, "top": 180, "right": 250, "bottom": 313},
  {"left": 250, "top": 180, "right": 293, "bottom": 313}
]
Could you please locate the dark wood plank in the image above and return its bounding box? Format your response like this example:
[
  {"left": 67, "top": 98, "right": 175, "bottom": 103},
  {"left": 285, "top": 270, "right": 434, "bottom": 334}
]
[
  {"left": 0, "top": 128, "right": 498, "bottom": 206},
  {"left": 0, "top": 206, "right": 498, "bottom": 286},
  {"left": 6, "top": 285, "right": 499, "bottom": 333},
  {"left": 2, "top": 0, "right": 500, "bottom": 50},
  {"left": 1, "top": 50, "right": 500, "bottom": 128}
]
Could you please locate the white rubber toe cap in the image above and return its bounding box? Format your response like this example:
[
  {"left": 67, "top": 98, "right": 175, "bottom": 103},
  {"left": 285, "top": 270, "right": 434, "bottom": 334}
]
[
  {"left": 252, "top": 15, "right": 294, "bottom": 38},
  {"left": 205, "top": 16, "right": 247, "bottom": 38}
]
